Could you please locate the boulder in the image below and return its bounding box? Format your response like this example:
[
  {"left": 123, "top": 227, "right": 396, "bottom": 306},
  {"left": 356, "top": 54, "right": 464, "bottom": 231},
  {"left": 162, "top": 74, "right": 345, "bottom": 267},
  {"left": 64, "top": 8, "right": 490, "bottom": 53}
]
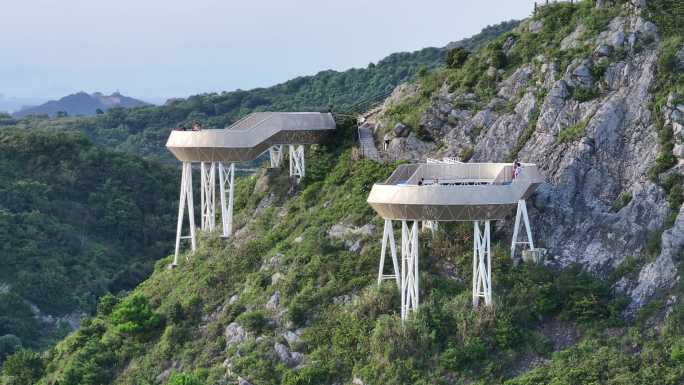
[
  {"left": 225, "top": 322, "right": 249, "bottom": 346},
  {"left": 274, "top": 342, "right": 304, "bottom": 367},
  {"left": 673, "top": 144, "right": 684, "bottom": 159},
  {"left": 393, "top": 122, "right": 410, "bottom": 137},
  {"left": 593, "top": 44, "right": 613, "bottom": 58},
  {"left": 266, "top": 291, "right": 280, "bottom": 311},
  {"left": 528, "top": 20, "right": 544, "bottom": 34}
]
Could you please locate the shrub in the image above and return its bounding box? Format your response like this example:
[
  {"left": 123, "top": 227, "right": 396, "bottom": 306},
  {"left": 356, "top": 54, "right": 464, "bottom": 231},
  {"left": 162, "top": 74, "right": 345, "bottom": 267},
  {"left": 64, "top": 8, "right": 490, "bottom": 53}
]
[
  {"left": 168, "top": 372, "right": 204, "bottom": 385},
  {"left": 1, "top": 349, "right": 44, "bottom": 385},
  {"left": 235, "top": 310, "right": 269, "bottom": 334},
  {"left": 610, "top": 191, "right": 632, "bottom": 213},
  {"left": 110, "top": 293, "right": 162, "bottom": 337},
  {"left": 572, "top": 86, "right": 600, "bottom": 102},
  {"left": 557, "top": 120, "right": 587, "bottom": 143},
  {"left": 0, "top": 335, "right": 22, "bottom": 362},
  {"left": 446, "top": 47, "right": 470, "bottom": 69}
]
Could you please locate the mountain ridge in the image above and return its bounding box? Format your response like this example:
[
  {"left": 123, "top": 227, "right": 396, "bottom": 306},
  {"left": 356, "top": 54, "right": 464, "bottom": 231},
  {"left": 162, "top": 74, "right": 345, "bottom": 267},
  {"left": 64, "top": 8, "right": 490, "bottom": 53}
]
[{"left": 12, "top": 92, "right": 148, "bottom": 118}]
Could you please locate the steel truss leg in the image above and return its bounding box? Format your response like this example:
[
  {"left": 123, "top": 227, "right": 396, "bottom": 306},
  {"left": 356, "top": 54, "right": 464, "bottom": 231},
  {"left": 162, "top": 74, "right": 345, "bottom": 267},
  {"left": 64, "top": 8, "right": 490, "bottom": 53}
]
[
  {"left": 511, "top": 199, "right": 534, "bottom": 259},
  {"left": 401, "top": 221, "right": 420, "bottom": 320},
  {"left": 174, "top": 162, "right": 197, "bottom": 266},
  {"left": 289, "top": 144, "right": 305, "bottom": 181},
  {"left": 218, "top": 162, "right": 235, "bottom": 238},
  {"left": 200, "top": 162, "right": 217, "bottom": 232},
  {"left": 377, "top": 219, "right": 400, "bottom": 290},
  {"left": 472, "top": 220, "right": 492, "bottom": 307},
  {"left": 269, "top": 145, "right": 284, "bottom": 168}
]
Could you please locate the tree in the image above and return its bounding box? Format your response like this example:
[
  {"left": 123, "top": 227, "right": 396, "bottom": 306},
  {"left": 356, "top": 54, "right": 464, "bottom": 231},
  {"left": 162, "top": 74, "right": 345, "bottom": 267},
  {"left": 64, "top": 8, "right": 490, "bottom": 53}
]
[
  {"left": 111, "top": 294, "right": 162, "bottom": 337},
  {"left": 446, "top": 47, "right": 470, "bottom": 69},
  {"left": 95, "top": 108, "right": 104, "bottom": 115},
  {"left": 0, "top": 335, "right": 22, "bottom": 361},
  {"left": 1, "top": 349, "right": 44, "bottom": 385}
]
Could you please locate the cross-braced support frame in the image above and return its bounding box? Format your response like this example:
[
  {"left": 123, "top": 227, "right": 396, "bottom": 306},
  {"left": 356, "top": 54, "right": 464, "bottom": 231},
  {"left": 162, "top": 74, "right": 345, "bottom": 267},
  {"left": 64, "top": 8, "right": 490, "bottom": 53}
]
[
  {"left": 472, "top": 220, "right": 492, "bottom": 307},
  {"left": 511, "top": 199, "right": 534, "bottom": 259},
  {"left": 289, "top": 144, "right": 305, "bottom": 181},
  {"left": 269, "top": 145, "right": 284, "bottom": 168},
  {"left": 377, "top": 219, "right": 400, "bottom": 289},
  {"left": 200, "top": 162, "right": 217, "bottom": 232},
  {"left": 218, "top": 162, "right": 235, "bottom": 238},
  {"left": 401, "top": 221, "right": 420, "bottom": 320},
  {"left": 174, "top": 162, "right": 197, "bottom": 266}
]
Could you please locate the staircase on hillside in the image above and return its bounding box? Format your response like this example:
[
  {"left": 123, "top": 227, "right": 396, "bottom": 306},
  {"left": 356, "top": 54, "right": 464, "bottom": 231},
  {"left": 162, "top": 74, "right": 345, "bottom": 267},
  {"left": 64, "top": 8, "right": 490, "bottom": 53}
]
[{"left": 358, "top": 123, "right": 381, "bottom": 162}]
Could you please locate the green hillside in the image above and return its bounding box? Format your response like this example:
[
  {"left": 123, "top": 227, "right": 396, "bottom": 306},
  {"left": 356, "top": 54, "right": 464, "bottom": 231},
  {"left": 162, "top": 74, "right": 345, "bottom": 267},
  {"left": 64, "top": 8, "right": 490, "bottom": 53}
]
[
  {"left": 0, "top": 130, "right": 178, "bottom": 357},
  {"left": 0, "top": 20, "right": 518, "bottom": 162},
  {"left": 8, "top": 118, "right": 681, "bottom": 385}
]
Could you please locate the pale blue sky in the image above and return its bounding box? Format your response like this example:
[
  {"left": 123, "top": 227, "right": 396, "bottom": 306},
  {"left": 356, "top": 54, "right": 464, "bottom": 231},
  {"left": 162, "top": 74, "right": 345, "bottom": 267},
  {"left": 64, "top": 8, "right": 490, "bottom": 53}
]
[{"left": 0, "top": 0, "right": 536, "bottom": 100}]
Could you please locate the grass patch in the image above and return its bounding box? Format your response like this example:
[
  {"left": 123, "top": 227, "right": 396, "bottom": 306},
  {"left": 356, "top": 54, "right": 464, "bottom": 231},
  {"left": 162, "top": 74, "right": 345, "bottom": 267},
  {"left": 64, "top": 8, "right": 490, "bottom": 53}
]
[
  {"left": 557, "top": 120, "right": 587, "bottom": 143},
  {"left": 610, "top": 191, "right": 632, "bottom": 213}
]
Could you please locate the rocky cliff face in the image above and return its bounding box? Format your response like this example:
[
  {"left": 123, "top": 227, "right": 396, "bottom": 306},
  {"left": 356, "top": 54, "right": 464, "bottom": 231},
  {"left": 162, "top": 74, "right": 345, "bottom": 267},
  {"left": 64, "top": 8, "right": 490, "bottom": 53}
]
[{"left": 370, "top": 2, "right": 684, "bottom": 315}]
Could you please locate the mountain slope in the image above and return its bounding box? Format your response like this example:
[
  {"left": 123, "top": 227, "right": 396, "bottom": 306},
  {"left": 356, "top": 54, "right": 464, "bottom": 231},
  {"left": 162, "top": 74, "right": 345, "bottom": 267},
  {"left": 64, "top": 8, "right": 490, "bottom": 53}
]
[
  {"left": 368, "top": 0, "right": 684, "bottom": 315},
  {"left": 13, "top": 92, "right": 148, "bottom": 118},
  {"left": 0, "top": 130, "right": 178, "bottom": 356},
  {"left": 12, "top": 119, "right": 681, "bottom": 385}
]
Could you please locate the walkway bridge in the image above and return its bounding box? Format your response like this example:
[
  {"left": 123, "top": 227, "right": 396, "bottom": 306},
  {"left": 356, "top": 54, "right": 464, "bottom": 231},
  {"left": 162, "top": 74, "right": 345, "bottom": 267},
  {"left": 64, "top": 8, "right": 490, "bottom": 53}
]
[
  {"left": 167, "top": 112, "right": 336, "bottom": 266},
  {"left": 368, "top": 161, "right": 543, "bottom": 319}
]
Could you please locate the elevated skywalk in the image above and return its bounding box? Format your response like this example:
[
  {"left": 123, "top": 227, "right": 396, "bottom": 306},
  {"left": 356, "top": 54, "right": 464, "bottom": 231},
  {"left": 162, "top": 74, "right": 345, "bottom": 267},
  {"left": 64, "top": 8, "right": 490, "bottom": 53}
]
[
  {"left": 167, "top": 112, "right": 336, "bottom": 266},
  {"left": 368, "top": 161, "right": 543, "bottom": 319}
]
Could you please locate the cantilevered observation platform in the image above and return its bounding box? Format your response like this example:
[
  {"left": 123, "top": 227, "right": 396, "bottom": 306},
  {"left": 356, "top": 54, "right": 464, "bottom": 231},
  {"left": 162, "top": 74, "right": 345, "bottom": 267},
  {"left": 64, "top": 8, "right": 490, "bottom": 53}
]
[
  {"left": 367, "top": 161, "right": 543, "bottom": 319},
  {"left": 166, "top": 112, "right": 336, "bottom": 265}
]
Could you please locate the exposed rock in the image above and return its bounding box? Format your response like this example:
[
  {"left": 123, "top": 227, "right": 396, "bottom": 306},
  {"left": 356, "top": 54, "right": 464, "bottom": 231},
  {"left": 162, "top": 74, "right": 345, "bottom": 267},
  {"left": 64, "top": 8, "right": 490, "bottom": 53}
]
[
  {"left": 293, "top": 235, "right": 304, "bottom": 243},
  {"left": 676, "top": 44, "right": 684, "bottom": 71},
  {"left": 393, "top": 123, "right": 410, "bottom": 137},
  {"left": 629, "top": 206, "right": 684, "bottom": 314},
  {"left": 353, "top": 377, "right": 366, "bottom": 385},
  {"left": 593, "top": 44, "right": 613, "bottom": 58},
  {"left": 597, "top": 17, "right": 626, "bottom": 48},
  {"left": 266, "top": 291, "right": 280, "bottom": 311},
  {"left": 561, "top": 24, "right": 587, "bottom": 50},
  {"left": 570, "top": 59, "right": 595, "bottom": 88},
  {"left": 498, "top": 66, "right": 534, "bottom": 99},
  {"left": 238, "top": 376, "right": 253, "bottom": 385},
  {"left": 373, "top": 13, "right": 675, "bottom": 313},
  {"left": 225, "top": 322, "right": 249, "bottom": 346},
  {"left": 229, "top": 294, "right": 239, "bottom": 305},
  {"left": 274, "top": 342, "right": 304, "bottom": 367},
  {"left": 254, "top": 171, "right": 272, "bottom": 194},
  {"left": 284, "top": 329, "right": 303, "bottom": 345},
  {"left": 528, "top": 20, "right": 544, "bottom": 34},
  {"left": 271, "top": 272, "right": 283, "bottom": 285},
  {"left": 673, "top": 145, "right": 684, "bottom": 159}
]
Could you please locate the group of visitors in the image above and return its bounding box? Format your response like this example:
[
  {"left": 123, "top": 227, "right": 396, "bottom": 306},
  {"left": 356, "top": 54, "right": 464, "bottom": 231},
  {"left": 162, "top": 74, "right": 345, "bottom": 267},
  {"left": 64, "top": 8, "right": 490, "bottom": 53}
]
[{"left": 175, "top": 122, "right": 203, "bottom": 131}]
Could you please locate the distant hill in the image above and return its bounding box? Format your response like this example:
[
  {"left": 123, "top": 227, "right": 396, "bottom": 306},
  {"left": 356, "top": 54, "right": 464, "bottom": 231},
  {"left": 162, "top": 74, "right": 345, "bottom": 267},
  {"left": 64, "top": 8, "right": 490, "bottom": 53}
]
[{"left": 13, "top": 92, "right": 148, "bottom": 118}]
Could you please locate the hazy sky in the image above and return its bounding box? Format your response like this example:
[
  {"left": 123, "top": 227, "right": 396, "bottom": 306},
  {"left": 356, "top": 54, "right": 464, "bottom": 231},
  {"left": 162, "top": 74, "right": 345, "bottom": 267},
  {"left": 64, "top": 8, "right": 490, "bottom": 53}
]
[{"left": 1, "top": 0, "right": 536, "bottom": 100}]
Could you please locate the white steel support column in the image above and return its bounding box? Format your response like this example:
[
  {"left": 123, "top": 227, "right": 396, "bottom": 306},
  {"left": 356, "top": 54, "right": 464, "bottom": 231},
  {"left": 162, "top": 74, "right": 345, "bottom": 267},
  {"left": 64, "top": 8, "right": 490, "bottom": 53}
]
[
  {"left": 511, "top": 199, "right": 534, "bottom": 259},
  {"left": 377, "top": 219, "right": 400, "bottom": 290},
  {"left": 218, "top": 162, "right": 235, "bottom": 238},
  {"left": 200, "top": 162, "right": 217, "bottom": 232},
  {"left": 472, "top": 220, "right": 492, "bottom": 307},
  {"left": 174, "top": 162, "right": 197, "bottom": 266},
  {"left": 289, "top": 144, "right": 305, "bottom": 181},
  {"left": 269, "top": 145, "right": 284, "bottom": 168},
  {"left": 400, "top": 221, "right": 420, "bottom": 320}
]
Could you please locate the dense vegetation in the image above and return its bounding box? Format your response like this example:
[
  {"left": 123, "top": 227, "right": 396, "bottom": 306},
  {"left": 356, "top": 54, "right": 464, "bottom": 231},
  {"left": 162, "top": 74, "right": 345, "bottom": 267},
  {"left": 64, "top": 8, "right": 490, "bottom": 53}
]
[
  {"left": 0, "top": 130, "right": 178, "bottom": 355},
  {"left": 0, "top": 20, "right": 519, "bottom": 163},
  {"left": 4, "top": 118, "right": 679, "bottom": 385}
]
